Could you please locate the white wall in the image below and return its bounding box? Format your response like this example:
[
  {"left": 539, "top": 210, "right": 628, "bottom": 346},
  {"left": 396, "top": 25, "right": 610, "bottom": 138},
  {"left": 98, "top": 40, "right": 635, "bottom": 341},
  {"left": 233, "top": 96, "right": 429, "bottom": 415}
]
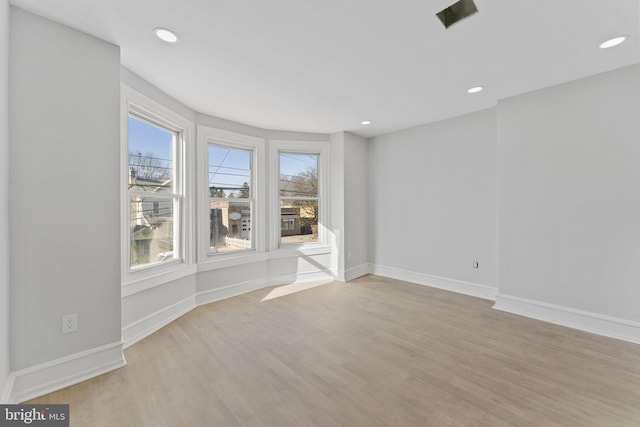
[
  {"left": 327, "top": 131, "right": 370, "bottom": 282},
  {"left": 369, "top": 108, "right": 498, "bottom": 292},
  {"left": 343, "top": 132, "right": 369, "bottom": 279},
  {"left": 9, "top": 7, "right": 122, "bottom": 373},
  {"left": 0, "top": 0, "right": 10, "bottom": 403},
  {"left": 497, "top": 64, "right": 640, "bottom": 323}
]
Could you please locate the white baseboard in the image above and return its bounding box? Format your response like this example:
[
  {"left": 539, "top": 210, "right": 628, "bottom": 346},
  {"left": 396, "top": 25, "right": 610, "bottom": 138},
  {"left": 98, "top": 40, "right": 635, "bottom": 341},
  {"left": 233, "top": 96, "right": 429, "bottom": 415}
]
[
  {"left": 345, "top": 263, "right": 372, "bottom": 282},
  {"left": 196, "top": 278, "right": 269, "bottom": 306},
  {"left": 493, "top": 293, "right": 640, "bottom": 345},
  {"left": 9, "top": 341, "right": 125, "bottom": 403},
  {"left": 372, "top": 264, "right": 497, "bottom": 301},
  {"left": 122, "top": 295, "right": 196, "bottom": 349},
  {"left": 196, "top": 271, "right": 336, "bottom": 307},
  {"left": 269, "top": 270, "right": 334, "bottom": 287},
  {"left": 330, "top": 268, "right": 345, "bottom": 283}
]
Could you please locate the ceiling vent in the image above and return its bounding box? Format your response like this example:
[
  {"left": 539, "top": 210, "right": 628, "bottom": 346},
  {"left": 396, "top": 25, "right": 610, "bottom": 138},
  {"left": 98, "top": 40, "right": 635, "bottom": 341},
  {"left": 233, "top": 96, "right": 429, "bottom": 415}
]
[{"left": 436, "top": 0, "right": 479, "bottom": 29}]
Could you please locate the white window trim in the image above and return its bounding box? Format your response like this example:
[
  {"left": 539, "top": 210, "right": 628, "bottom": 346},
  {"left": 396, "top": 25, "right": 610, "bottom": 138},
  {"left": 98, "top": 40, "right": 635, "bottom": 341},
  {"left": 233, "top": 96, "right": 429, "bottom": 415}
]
[
  {"left": 121, "top": 84, "right": 195, "bottom": 290},
  {"left": 197, "top": 126, "right": 266, "bottom": 265},
  {"left": 268, "top": 139, "right": 330, "bottom": 252}
]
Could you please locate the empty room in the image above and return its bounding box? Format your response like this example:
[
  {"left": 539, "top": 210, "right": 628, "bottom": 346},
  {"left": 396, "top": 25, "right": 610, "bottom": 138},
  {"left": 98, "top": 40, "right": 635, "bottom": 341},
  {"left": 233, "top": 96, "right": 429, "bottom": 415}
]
[{"left": 1, "top": 0, "right": 640, "bottom": 425}]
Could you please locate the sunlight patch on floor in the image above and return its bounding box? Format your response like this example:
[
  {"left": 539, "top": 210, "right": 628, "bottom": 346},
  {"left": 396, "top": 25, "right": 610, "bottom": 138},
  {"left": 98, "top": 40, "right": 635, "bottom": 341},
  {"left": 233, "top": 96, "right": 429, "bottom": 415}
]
[{"left": 261, "top": 279, "right": 333, "bottom": 301}]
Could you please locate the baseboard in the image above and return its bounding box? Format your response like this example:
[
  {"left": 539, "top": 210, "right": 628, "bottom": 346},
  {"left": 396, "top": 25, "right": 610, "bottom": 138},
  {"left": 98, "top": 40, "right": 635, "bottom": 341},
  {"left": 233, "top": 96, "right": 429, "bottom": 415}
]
[
  {"left": 372, "top": 264, "right": 497, "bottom": 301},
  {"left": 494, "top": 293, "right": 640, "bottom": 345},
  {"left": 196, "top": 278, "right": 269, "bottom": 306},
  {"left": 330, "top": 267, "right": 345, "bottom": 283},
  {"left": 269, "top": 270, "right": 334, "bottom": 287},
  {"left": 9, "top": 341, "right": 125, "bottom": 403},
  {"left": 122, "top": 295, "right": 196, "bottom": 349},
  {"left": 345, "top": 263, "right": 372, "bottom": 282}
]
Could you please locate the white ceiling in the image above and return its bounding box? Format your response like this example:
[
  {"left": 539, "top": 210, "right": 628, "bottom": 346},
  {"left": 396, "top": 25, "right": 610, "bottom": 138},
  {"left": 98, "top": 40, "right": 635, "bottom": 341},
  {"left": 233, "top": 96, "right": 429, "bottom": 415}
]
[{"left": 11, "top": 0, "right": 640, "bottom": 137}]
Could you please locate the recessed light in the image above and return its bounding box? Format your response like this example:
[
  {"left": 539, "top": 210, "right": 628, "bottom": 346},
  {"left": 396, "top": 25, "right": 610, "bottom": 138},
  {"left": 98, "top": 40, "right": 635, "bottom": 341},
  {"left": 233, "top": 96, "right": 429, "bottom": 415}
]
[
  {"left": 154, "top": 28, "right": 179, "bottom": 43},
  {"left": 361, "top": 120, "right": 372, "bottom": 125},
  {"left": 599, "top": 35, "right": 627, "bottom": 49},
  {"left": 467, "top": 86, "right": 484, "bottom": 94}
]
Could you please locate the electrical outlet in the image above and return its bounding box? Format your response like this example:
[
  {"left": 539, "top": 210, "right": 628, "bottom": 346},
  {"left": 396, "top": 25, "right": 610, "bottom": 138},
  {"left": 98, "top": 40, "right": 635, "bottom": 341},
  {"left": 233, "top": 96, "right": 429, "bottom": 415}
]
[
  {"left": 473, "top": 261, "right": 479, "bottom": 269},
  {"left": 62, "top": 313, "right": 78, "bottom": 334}
]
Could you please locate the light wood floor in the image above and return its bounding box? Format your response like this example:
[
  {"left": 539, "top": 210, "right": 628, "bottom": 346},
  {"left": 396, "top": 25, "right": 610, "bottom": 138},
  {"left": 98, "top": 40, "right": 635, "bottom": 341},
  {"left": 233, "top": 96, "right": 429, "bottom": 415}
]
[{"left": 30, "top": 275, "right": 640, "bottom": 426}]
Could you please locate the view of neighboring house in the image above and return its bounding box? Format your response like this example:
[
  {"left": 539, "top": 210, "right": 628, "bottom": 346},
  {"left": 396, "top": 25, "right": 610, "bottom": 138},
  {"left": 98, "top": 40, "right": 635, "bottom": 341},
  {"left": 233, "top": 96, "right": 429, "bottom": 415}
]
[
  {"left": 210, "top": 200, "right": 318, "bottom": 252},
  {"left": 280, "top": 207, "right": 301, "bottom": 237},
  {"left": 280, "top": 203, "right": 317, "bottom": 244},
  {"left": 129, "top": 169, "right": 174, "bottom": 266},
  {"left": 210, "top": 200, "right": 252, "bottom": 252},
  {"left": 209, "top": 203, "right": 317, "bottom": 250},
  {"left": 130, "top": 170, "right": 318, "bottom": 260}
]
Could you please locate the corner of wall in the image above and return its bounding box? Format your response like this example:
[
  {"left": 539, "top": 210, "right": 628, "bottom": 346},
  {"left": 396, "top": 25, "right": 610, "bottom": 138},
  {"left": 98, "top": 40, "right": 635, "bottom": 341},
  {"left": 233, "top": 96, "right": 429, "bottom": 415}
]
[
  {"left": 344, "top": 263, "right": 372, "bottom": 282},
  {"left": 329, "top": 132, "right": 346, "bottom": 281}
]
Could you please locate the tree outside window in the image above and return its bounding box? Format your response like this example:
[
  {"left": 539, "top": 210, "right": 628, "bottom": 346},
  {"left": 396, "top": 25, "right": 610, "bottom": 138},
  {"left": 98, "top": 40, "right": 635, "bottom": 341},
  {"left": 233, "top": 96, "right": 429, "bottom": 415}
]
[{"left": 279, "top": 153, "right": 319, "bottom": 244}]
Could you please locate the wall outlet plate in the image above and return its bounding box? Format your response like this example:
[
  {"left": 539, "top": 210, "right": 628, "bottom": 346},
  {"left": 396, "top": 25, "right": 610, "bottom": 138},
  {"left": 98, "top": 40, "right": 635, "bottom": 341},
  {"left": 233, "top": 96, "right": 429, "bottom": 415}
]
[{"left": 62, "top": 313, "right": 78, "bottom": 334}]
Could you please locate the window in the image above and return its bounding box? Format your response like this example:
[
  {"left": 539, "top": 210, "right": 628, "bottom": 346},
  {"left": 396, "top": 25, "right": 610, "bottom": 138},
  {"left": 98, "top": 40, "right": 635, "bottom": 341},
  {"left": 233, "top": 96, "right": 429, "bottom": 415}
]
[
  {"left": 268, "top": 139, "right": 328, "bottom": 250},
  {"left": 197, "top": 126, "right": 264, "bottom": 263},
  {"left": 208, "top": 144, "right": 254, "bottom": 254},
  {"left": 279, "top": 152, "right": 319, "bottom": 245},
  {"left": 127, "top": 114, "right": 182, "bottom": 270},
  {"left": 122, "top": 85, "right": 194, "bottom": 291}
]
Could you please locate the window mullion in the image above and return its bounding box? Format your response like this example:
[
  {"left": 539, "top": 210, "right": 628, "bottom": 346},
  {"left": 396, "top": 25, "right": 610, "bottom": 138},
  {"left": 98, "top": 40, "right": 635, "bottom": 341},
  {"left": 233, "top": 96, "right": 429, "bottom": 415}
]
[
  {"left": 129, "top": 190, "right": 181, "bottom": 199},
  {"left": 280, "top": 196, "right": 319, "bottom": 201}
]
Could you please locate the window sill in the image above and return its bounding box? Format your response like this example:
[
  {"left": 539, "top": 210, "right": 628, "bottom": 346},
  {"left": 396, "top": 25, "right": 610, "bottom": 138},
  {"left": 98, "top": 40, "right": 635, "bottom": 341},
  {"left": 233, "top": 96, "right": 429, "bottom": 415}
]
[
  {"left": 122, "top": 246, "right": 335, "bottom": 290},
  {"left": 197, "top": 252, "right": 268, "bottom": 273},
  {"left": 122, "top": 264, "right": 197, "bottom": 297},
  {"left": 196, "top": 245, "right": 333, "bottom": 272}
]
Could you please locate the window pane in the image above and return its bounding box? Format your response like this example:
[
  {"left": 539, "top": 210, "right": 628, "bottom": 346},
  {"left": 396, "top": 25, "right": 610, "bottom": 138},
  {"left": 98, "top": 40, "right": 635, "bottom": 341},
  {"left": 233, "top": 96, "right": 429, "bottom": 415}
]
[
  {"left": 209, "top": 145, "right": 251, "bottom": 199},
  {"left": 128, "top": 116, "right": 175, "bottom": 193},
  {"left": 130, "top": 197, "right": 175, "bottom": 268},
  {"left": 280, "top": 153, "right": 318, "bottom": 197},
  {"left": 280, "top": 200, "right": 318, "bottom": 244},
  {"left": 210, "top": 200, "right": 252, "bottom": 253}
]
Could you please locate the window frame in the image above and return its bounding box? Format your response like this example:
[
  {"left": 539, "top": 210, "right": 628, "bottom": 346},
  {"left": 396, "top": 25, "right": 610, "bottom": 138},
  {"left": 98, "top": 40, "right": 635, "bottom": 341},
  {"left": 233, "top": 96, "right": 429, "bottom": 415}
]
[
  {"left": 197, "top": 126, "right": 265, "bottom": 264},
  {"left": 269, "top": 139, "right": 329, "bottom": 251},
  {"left": 121, "top": 85, "right": 195, "bottom": 291}
]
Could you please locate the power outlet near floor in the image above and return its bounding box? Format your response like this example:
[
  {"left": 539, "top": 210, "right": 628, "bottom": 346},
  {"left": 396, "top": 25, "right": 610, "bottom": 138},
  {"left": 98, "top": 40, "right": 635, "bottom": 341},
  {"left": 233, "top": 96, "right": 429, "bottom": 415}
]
[{"left": 62, "top": 313, "right": 78, "bottom": 334}]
